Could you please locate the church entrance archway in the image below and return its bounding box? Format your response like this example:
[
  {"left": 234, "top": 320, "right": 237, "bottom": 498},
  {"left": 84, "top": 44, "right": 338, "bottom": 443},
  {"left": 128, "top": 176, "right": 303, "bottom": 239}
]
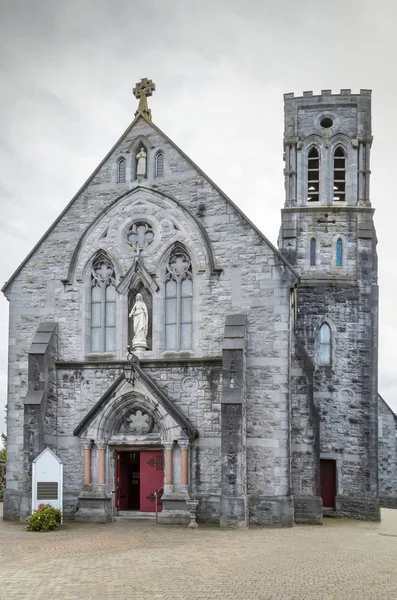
[{"left": 115, "top": 449, "right": 164, "bottom": 512}]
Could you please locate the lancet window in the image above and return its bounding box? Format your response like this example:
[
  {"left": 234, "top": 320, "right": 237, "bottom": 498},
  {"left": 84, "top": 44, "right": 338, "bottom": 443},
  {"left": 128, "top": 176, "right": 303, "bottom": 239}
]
[
  {"left": 118, "top": 158, "right": 126, "bottom": 183},
  {"left": 310, "top": 238, "right": 316, "bottom": 266},
  {"left": 319, "top": 323, "right": 332, "bottom": 365},
  {"left": 307, "top": 147, "right": 320, "bottom": 202},
  {"left": 90, "top": 255, "right": 116, "bottom": 353},
  {"left": 156, "top": 152, "right": 164, "bottom": 177},
  {"left": 165, "top": 247, "right": 193, "bottom": 351},
  {"left": 333, "top": 147, "right": 346, "bottom": 201},
  {"left": 336, "top": 238, "right": 343, "bottom": 267}
]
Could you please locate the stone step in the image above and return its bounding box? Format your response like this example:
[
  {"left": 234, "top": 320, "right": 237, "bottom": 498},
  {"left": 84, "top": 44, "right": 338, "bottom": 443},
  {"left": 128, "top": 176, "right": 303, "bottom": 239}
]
[{"left": 114, "top": 511, "right": 157, "bottom": 522}]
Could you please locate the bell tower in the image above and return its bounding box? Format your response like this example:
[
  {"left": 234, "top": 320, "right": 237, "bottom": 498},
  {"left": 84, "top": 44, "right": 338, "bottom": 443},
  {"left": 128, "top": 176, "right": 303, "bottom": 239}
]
[{"left": 280, "top": 90, "right": 380, "bottom": 520}]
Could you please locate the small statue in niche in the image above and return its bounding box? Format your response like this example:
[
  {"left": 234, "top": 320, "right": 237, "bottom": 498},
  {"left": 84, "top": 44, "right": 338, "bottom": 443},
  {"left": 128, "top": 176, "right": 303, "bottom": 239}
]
[
  {"left": 129, "top": 293, "right": 148, "bottom": 348},
  {"left": 136, "top": 147, "right": 147, "bottom": 178}
]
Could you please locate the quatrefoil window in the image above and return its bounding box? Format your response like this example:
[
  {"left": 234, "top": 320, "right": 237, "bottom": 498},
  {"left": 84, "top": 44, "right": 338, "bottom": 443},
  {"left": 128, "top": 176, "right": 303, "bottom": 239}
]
[{"left": 126, "top": 222, "right": 154, "bottom": 250}]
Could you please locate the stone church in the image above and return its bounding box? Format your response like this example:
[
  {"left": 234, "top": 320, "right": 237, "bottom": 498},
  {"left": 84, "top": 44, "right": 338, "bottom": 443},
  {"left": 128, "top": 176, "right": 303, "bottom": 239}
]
[{"left": 3, "top": 80, "right": 397, "bottom": 526}]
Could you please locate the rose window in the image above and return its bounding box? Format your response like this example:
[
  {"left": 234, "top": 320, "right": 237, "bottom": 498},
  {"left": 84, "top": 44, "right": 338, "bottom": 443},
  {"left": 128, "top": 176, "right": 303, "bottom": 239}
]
[
  {"left": 126, "top": 222, "right": 154, "bottom": 250},
  {"left": 124, "top": 409, "right": 153, "bottom": 435}
]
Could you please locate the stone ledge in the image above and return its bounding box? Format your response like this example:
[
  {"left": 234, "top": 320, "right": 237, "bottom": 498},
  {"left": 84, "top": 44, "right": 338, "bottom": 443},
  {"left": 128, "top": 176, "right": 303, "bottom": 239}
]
[
  {"left": 248, "top": 495, "right": 294, "bottom": 527},
  {"left": 334, "top": 496, "right": 380, "bottom": 521},
  {"left": 379, "top": 496, "right": 397, "bottom": 510},
  {"left": 293, "top": 496, "right": 323, "bottom": 525}
]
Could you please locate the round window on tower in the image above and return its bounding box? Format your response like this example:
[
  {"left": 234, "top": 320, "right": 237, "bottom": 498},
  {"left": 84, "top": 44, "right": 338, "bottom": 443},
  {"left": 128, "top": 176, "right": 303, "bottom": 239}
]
[{"left": 320, "top": 117, "right": 333, "bottom": 128}]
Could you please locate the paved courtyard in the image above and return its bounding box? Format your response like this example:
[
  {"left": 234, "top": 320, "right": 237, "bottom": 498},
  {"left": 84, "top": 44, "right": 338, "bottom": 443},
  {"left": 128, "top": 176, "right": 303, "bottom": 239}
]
[{"left": 0, "top": 505, "right": 397, "bottom": 599}]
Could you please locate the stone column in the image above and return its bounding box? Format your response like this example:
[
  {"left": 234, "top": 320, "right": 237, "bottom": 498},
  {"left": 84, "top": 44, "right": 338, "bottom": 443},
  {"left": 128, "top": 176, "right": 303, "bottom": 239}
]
[
  {"left": 83, "top": 441, "right": 92, "bottom": 486},
  {"left": 97, "top": 442, "right": 106, "bottom": 486},
  {"left": 220, "top": 314, "right": 248, "bottom": 527},
  {"left": 364, "top": 141, "right": 371, "bottom": 204},
  {"left": 164, "top": 442, "right": 174, "bottom": 494},
  {"left": 358, "top": 142, "right": 366, "bottom": 205},
  {"left": 290, "top": 144, "right": 297, "bottom": 205},
  {"left": 179, "top": 440, "right": 189, "bottom": 494}
]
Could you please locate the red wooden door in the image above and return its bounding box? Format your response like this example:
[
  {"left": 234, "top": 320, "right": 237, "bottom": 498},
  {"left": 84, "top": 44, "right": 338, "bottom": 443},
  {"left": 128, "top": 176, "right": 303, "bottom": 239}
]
[
  {"left": 140, "top": 450, "right": 164, "bottom": 512},
  {"left": 320, "top": 459, "right": 336, "bottom": 508},
  {"left": 116, "top": 452, "right": 130, "bottom": 511}
]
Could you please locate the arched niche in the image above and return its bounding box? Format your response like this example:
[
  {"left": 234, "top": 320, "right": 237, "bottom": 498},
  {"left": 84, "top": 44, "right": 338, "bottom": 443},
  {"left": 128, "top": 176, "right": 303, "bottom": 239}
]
[{"left": 128, "top": 283, "right": 153, "bottom": 350}]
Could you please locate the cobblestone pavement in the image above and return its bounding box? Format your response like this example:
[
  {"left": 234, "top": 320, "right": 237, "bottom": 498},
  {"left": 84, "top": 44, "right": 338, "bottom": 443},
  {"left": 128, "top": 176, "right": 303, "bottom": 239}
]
[{"left": 1, "top": 505, "right": 397, "bottom": 600}]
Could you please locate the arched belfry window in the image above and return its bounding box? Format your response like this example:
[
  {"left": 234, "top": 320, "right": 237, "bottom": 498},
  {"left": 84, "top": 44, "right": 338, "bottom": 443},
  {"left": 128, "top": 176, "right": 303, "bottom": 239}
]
[
  {"left": 336, "top": 238, "right": 343, "bottom": 267},
  {"left": 165, "top": 247, "right": 193, "bottom": 351},
  {"left": 333, "top": 147, "right": 346, "bottom": 201},
  {"left": 156, "top": 152, "right": 164, "bottom": 177},
  {"left": 117, "top": 158, "right": 126, "bottom": 183},
  {"left": 307, "top": 147, "right": 320, "bottom": 202},
  {"left": 310, "top": 238, "right": 316, "bottom": 266},
  {"left": 319, "top": 323, "right": 332, "bottom": 365},
  {"left": 90, "top": 255, "right": 116, "bottom": 353}
]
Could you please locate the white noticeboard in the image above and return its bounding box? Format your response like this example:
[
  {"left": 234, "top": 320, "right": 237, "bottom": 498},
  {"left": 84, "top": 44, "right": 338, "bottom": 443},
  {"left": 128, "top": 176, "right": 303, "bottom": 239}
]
[{"left": 32, "top": 447, "right": 63, "bottom": 515}]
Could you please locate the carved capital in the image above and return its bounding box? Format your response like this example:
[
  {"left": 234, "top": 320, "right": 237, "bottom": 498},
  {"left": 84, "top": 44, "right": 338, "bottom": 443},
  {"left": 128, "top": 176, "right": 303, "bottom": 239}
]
[
  {"left": 83, "top": 441, "right": 93, "bottom": 451},
  {"left": 96, "top": 441, "right": 107, "bottom": 451},
  {"left": 164, "top": 442, "right": 174, "bottom": 452},
  {"left": 178, "top": 439, "right": 189, "bottom": 451}
]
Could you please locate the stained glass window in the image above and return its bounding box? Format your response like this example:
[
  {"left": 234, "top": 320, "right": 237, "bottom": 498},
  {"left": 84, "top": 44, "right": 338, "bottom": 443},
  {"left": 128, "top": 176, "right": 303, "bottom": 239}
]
[
  {"left": 90, "top": 255, "right": 116, "bottom": 353},
  {"left": 118, "top": 158, "right": 126, "bottom": 183},
  {"left": 336, "top": 238, "right": 343, "bottom": 267},
  {"left": 319, "top": 323, "right": 331, "bottom": 365},
  {"left": 165, "top": 247, "right": 193, "bottom": 351},
  {"left": 156, "top": 152, "right": 164, "bottom": 177}
]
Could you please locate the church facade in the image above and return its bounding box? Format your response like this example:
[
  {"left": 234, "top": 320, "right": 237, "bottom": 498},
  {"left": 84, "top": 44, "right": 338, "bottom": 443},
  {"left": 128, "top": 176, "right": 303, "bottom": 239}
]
[{"left": 3, "top": 81, "right": 397, "bottom": 526}]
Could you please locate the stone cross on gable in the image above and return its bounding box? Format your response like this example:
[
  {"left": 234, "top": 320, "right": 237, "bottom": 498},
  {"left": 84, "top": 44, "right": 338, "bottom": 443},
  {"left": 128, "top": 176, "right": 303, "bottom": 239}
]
[
  {"left": 317, "top": 213, "right": 336, "bottom": 233},
  {"left": 133, "top": 77, "right": 156, "bottom": 121}
]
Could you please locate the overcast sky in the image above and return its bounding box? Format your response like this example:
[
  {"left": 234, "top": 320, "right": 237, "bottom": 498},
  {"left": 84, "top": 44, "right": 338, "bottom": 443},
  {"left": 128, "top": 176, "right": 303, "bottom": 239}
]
[{"left": 0, "top": 0, "right": 396, "bottom": 436}]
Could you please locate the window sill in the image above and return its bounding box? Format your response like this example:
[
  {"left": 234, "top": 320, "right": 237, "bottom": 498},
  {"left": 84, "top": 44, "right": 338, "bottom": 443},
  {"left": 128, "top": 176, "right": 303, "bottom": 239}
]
[
  {"left": 161, "top": 350, "right": 195, "bottom": 358},
  {"left": 85, "top": 353, "right": 118, "bottom": 361}
]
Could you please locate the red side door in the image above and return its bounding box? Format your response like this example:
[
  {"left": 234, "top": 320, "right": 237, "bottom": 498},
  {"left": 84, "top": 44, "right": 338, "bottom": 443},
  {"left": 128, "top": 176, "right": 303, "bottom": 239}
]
[
  {"left": 140, "top": 450, "right": 164, "bottom": 512},
  {"left": 320, "top": 459, "right": 336, "bottom": 508},
  {"left": 116, "top": 452, "right": 130, "bottom": 511}
]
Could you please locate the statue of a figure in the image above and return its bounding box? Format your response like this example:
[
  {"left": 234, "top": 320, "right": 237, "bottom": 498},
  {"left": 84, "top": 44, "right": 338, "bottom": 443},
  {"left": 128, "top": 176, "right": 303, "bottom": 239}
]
[
  {"left": 136, "top": 147, "right": 147, "bottom": 177},
  {"left": 129, "top": 293, "right": 148, "bottom": 345}
]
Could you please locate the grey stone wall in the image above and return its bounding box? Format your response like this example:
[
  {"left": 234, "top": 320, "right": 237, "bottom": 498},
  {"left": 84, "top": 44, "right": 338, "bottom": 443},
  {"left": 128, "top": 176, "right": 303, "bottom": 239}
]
[{"left": 378, "top": 395, "right": 397, "bottom": 508}]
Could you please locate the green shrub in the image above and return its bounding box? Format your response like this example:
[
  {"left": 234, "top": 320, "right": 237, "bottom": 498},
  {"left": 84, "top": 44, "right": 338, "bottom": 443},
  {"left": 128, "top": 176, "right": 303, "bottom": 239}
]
[
  {"left": 0, "top": 489, "right": 3, "bottom": 502},
  {"left": 26, "top": 504, "right": 62, "bottom": 532}
]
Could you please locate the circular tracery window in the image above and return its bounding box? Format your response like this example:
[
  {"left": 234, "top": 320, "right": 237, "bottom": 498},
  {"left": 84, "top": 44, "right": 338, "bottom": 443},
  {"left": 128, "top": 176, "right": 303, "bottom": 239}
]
[
  {"left": 124, "top": 408, "right": 154, "bottom": 435},
  {"left": 126, "top": 222, "right": 154, "bottom": 250}
]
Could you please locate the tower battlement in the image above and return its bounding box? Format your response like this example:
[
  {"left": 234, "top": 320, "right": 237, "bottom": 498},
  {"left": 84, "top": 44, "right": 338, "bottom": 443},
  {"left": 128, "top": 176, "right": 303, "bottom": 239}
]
[{"left": 284, "top": 89, "right": 372, "bottom": 100}]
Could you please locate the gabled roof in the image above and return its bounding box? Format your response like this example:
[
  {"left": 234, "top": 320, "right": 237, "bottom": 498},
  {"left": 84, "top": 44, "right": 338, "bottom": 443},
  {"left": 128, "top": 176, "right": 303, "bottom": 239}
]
[
  {"left": 33, "top": 446, "right": 62, "bottom": 464},
  {"left": 379, "top": 393, "right": 397, "bottom": 421},
  {"left": 73, "top": 364, "right": 198, "bottom": 440},
  {"left": 2, "top": 112, "right": 299, "bottom": 296}
]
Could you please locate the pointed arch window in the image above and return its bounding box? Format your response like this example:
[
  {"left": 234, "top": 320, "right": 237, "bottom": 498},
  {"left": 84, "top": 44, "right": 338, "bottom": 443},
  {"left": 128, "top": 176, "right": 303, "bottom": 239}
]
[
  {"left": 319, "top": 323, "right": 332, "bottom": 365},
  {"left": 310, "top": 238, "right": 316, "bottom": 266},
  {"left": 333, "top": 147, "right": 346, "bottom": 201},
  {"left": 118, "top": 158, "right": 126, "bottom": 183},
  {"left": 90, "top": 255, "right": 116, "bottom": 353},
  {"left": 156, "top": 152, "right": 164, "bottom": 177},
  {"left": 336, "top": 238, "right": 343, "bottom": 267},
  {"left": 307, "top": 147, "right": 320, "bottom": 202},
  {"left": 165, "top": 247, "right": 193, "bottom": 351}
]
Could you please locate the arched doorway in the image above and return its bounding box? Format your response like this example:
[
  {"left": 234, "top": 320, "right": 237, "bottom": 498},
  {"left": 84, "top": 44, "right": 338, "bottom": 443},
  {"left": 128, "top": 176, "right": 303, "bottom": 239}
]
[{"left": 116, "top": 448, "right": 164, "bottom": 512}]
